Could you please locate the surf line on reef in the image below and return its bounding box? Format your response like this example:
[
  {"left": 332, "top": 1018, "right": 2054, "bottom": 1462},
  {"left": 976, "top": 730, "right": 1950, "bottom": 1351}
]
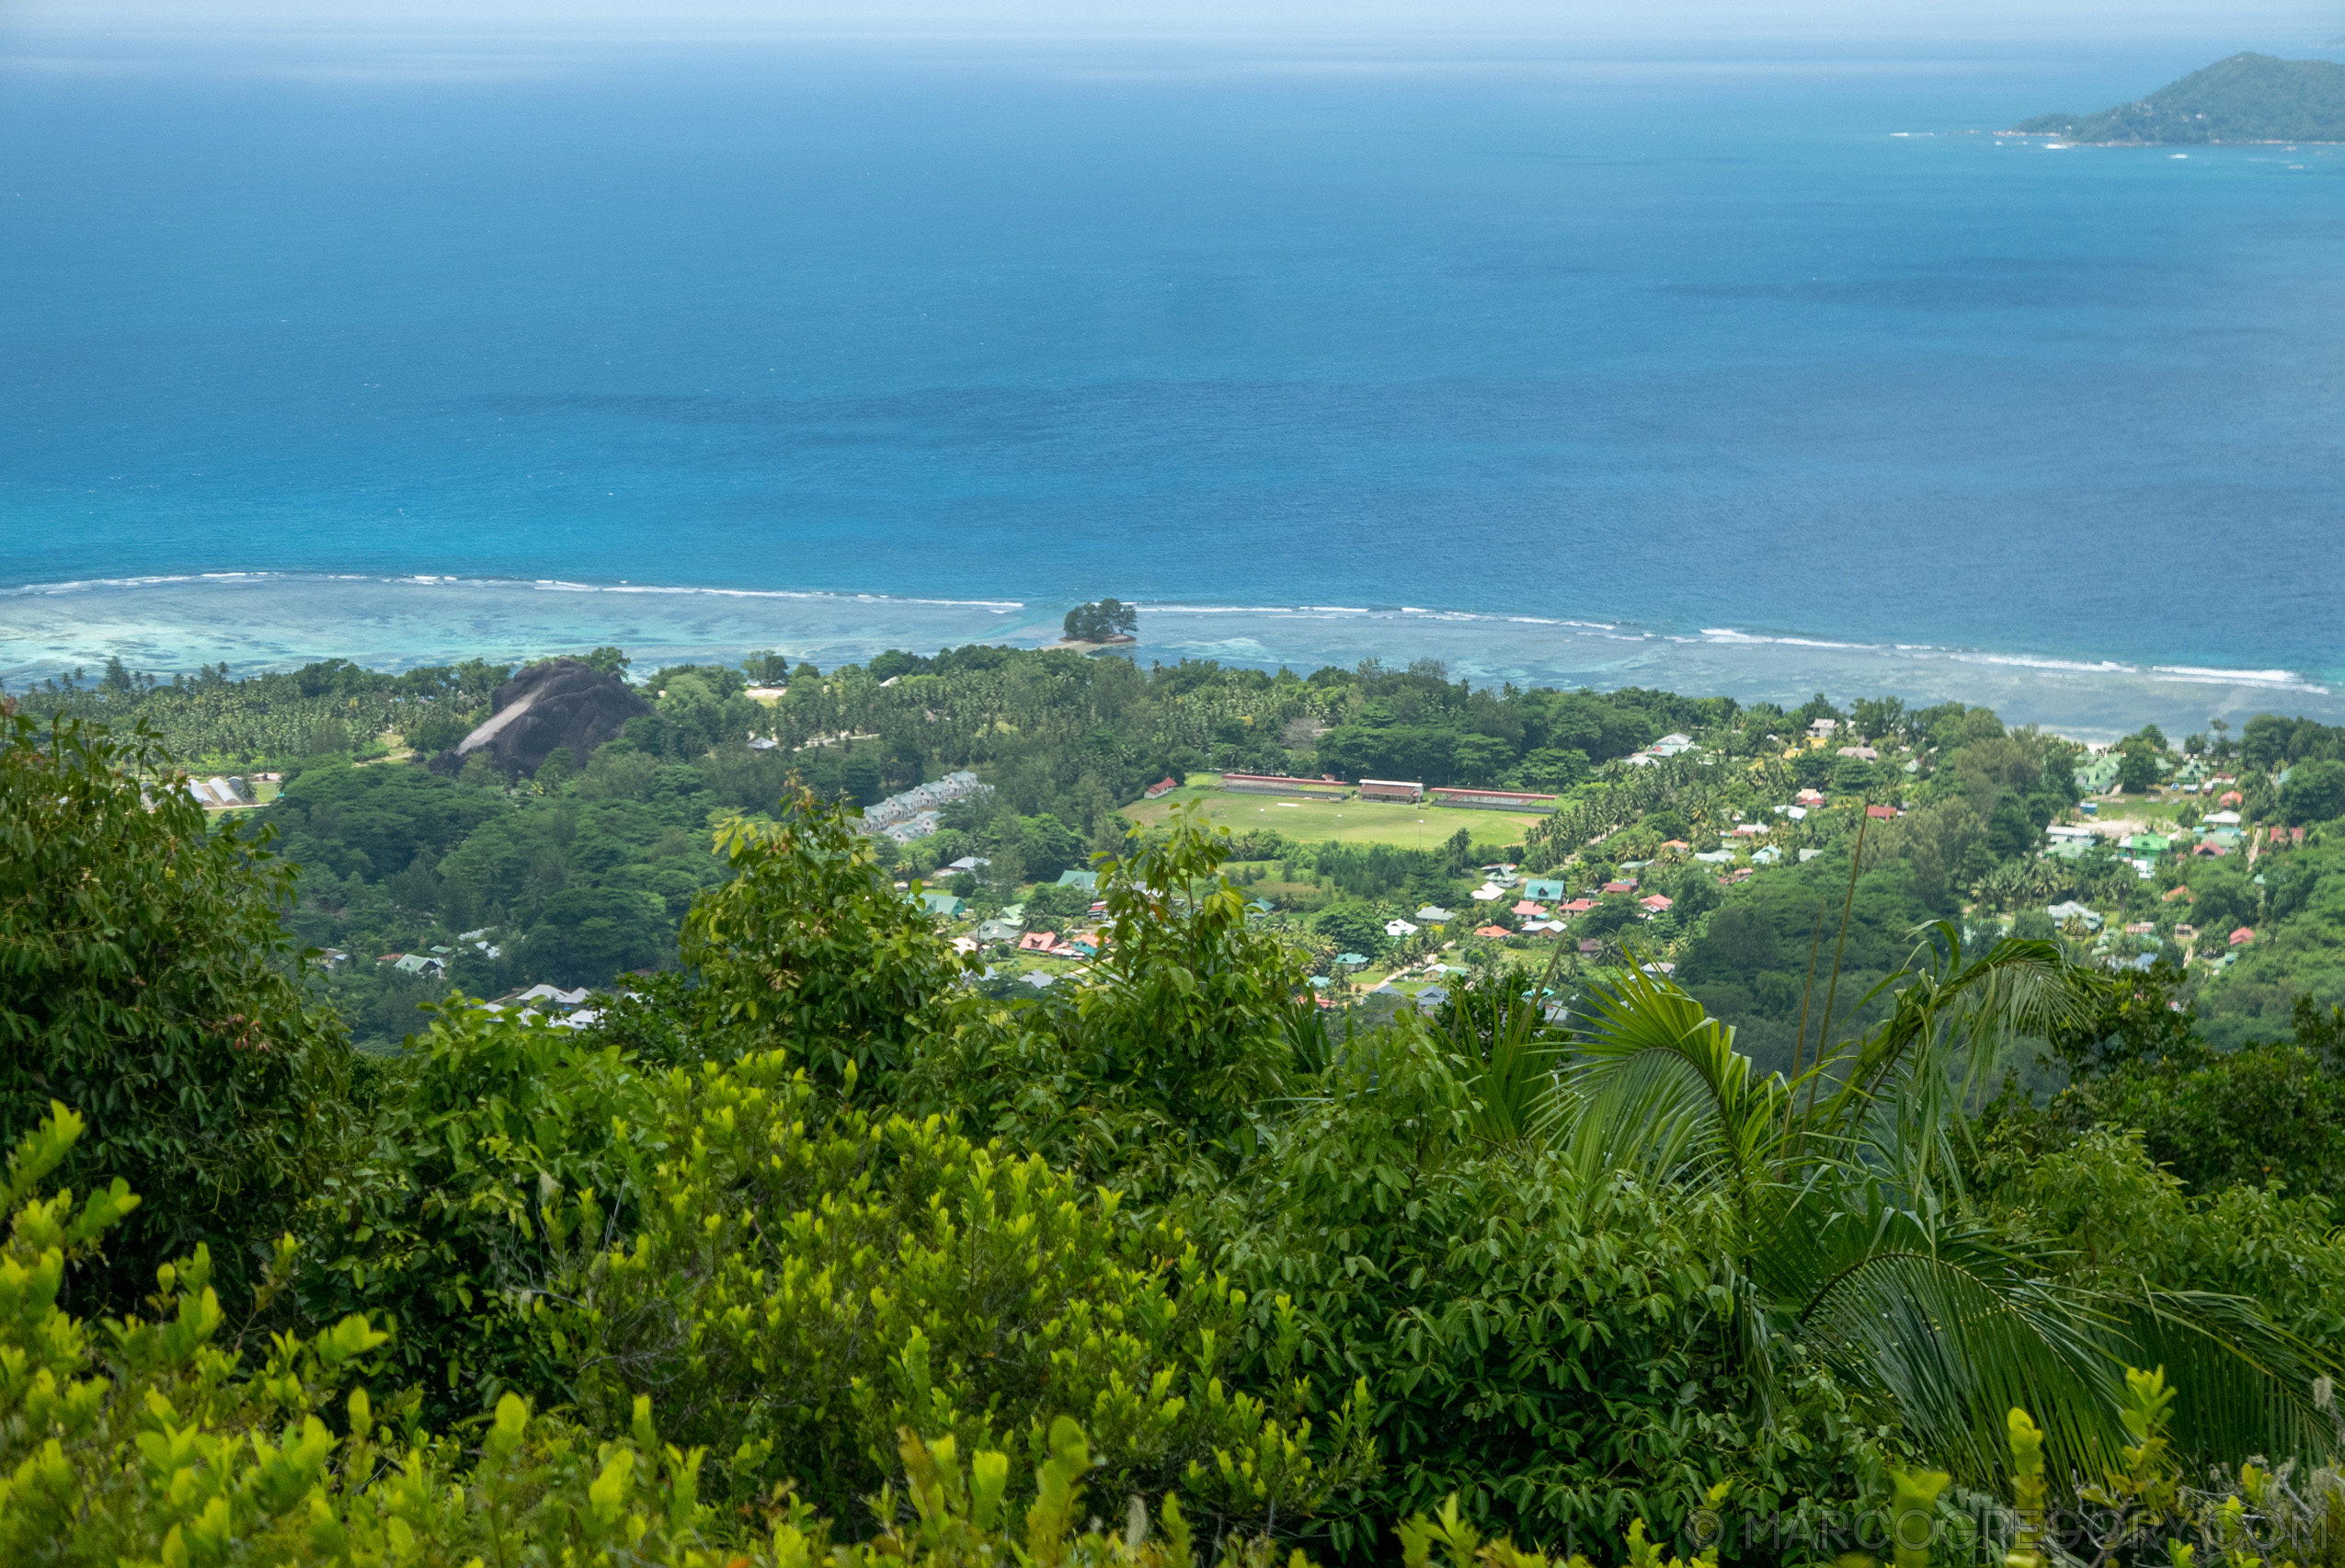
[{"left": 0, "top": 571, "right": 2335, "bottom": 738}]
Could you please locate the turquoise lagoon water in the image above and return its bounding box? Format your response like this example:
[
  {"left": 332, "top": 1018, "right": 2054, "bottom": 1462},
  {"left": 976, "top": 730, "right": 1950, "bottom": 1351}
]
[{"left": 3, "top": 33, "right": 2341, "bottom": 736}]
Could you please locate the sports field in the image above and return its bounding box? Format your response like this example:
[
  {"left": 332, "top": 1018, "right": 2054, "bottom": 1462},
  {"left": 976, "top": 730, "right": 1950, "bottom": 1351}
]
[{"left": 1122, "top": 776, "right": 1539, "bottom": 852}]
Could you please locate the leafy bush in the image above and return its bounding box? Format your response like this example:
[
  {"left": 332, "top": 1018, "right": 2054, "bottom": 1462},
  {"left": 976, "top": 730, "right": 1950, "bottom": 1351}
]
[
  {"left": 667, "top": 785, "right": 977, "bottom": 1086},
  {"left": 2033, "top": 1043, "right": 2345, "bottom": 1200},
  {"left": 1997, "top": 974, "right": 2345, "bottom": 1200},
  {"left": 1214, "top": 1021, "right": 1885, "bottom": 1562},
  {"left": 1978, "top": 1126, "right": 2345, "bottom": 1348},
  {"left": 1070, "top": 804, "right": 1312, "bottom": 1143},
  {"left": 0, "top": 715, "right": 346, "bottom": 1310},
  {"left": 292, "top": 999, "right": 661, "bottom": 1427},
  {"left": 0, "top": 1104, "right": 1287, "bottom": 1568},
  {"left": 563, "top": 1048, "right": 1372, "bottom": 1531}
]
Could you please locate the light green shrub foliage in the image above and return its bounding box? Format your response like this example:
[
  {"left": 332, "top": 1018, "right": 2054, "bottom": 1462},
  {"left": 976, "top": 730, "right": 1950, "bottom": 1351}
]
[
  {"left": 563, "top": 1047, "right": 1374, "bottom": 1533},
  {"left": 1395, "top": 1489, "right": 1724, "bottom": 1568},
  {"left": 2005, "top": 1368, "right": 2345, "bottom": 1568},
  {"left": 0, "top": 1105, "right": 1395, "bottom": 1568}
]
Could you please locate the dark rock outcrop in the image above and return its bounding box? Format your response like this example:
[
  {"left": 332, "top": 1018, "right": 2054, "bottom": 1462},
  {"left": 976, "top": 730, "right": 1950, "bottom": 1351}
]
[{"left": 432, "top": 658, "right": 652, "bottom": 778}]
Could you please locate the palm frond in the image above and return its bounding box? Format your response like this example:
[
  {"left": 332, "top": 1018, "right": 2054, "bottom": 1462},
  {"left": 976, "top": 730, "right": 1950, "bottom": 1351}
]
[
  {"left": 1443, "top": 979, "right": 1566, "bottom": 1150},
  {"left": 1809, "top": 924, "right": 2077, "bottom": 1150},
  {"left": 1482, "top": 939, "right": 2334, "bottom": 1492},
  {"left": 1780, "top": 1195, "right": 2120, "bottom": 1480},
  {"left": 2107, "top": 1288, "right": 2343, "bottom": 1470},
  {"left": 1548, "top": 960, "right": 1790, "bottom": 1202}
]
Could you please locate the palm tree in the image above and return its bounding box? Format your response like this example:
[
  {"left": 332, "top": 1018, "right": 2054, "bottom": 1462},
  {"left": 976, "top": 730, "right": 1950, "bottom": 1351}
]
[{"left": 1445, "top": 923, "right": 2337, "bottom": 1484}]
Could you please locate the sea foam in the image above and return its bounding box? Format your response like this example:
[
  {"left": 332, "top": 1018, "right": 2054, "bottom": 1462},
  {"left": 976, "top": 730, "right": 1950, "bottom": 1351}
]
[{"left": 4, "top": 573, "right": 2338, "bottom": 744}]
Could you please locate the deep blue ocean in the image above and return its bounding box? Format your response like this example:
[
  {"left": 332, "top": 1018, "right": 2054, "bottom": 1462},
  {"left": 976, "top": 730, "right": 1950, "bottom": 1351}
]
[{"left": 3, "top": 32, "right": 2342, "bottom": 723}]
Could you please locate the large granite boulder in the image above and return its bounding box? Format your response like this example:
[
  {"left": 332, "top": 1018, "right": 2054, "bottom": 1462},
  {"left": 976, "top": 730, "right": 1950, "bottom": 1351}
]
[{"left": 435, "top": 658, "right": 652, "bottom": 778}]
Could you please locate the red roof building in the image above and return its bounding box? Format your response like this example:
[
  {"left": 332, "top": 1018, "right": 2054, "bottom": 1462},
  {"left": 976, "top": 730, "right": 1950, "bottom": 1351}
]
[
  {"left": 1640, "top": 894, "right": 1674, "bottom": 912},
  {"left": 1865, "top": 804, "right": 1899, "bottom": 820},
  {"left": 1143, "top": 776, "right": 1179, "bottom": 799},
  {"left": 1603, "top": 879, "right": 1637, "bottom": 894},
  {"left": 2229, "top": 926, "right": 2255, "bottom": 946},
  {"left": 1474, "top": 924, "right": 1511, "bottom": 939}
]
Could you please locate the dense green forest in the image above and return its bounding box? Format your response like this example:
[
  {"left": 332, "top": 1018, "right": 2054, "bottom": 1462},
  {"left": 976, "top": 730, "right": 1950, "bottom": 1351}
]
[
  {"left": 2013, "top": 51, "right": 2345, "bottom": 143},
  {"left": 14, "top": 648, "right": 2345, "bottom": 1070},
  {"left": 4, "top": 650, "right": 1704, "bottom": 1045},
  {"left": 10, "top": 686, "right": 2345, "bottom": 1567}
]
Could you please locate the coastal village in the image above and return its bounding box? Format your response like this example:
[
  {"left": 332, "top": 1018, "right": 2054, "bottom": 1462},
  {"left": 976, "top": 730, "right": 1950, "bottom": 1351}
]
[
  {"left": 841, "top": 709, "right": 2318, "bottom": 1012},
  {"left": 17, "top": 33, "right": 2345, "bottom": 1562},
  {"left": 74, "top": 644, "right": 2338, "bottom": 1050}
]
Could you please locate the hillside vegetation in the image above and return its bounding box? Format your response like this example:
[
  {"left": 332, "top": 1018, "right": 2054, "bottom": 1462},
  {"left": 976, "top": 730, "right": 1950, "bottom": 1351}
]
[
  {"left": 2014, "top": 52, "right": 2345, "bottom": 143},
  {"left": 15, "top": 651, "right": 2345, "bottom": 1070},
  {"left": 10, "top": 682, "right": 2345, "bottom": 1564}
]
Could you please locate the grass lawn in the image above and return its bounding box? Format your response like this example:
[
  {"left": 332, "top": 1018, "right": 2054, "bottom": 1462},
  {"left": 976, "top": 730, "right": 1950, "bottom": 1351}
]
[
  {"left": 1124, "top": 777, "right": 1539, "bottom": 853},
  {"left": 2085, "top": 790, "right": 2225, "bottom": 830},
  {"left": 1227, "top": 875, "right": 1327, "bottom": 904}
]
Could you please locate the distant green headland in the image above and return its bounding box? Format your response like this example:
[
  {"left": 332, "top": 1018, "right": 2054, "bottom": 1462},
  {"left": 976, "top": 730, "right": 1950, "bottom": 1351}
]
[{"left": 2013, "top": 52, "right": 2345, "bottom": 143}]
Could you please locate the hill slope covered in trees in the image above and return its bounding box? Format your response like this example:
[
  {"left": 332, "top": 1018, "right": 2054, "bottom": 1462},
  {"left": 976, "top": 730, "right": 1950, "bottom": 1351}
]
[
  {"left": 8, "top": 713, "right": 2345, "bottom": 1564},
  {"left": 2014, "top": 52, "right": 2345, "bottom": 143}
]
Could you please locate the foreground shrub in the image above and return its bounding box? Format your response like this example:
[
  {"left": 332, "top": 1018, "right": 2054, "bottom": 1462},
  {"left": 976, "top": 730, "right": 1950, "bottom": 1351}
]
[
  {"left": 293, "top": 996, "right": 664, "bottom": 1427},
  {"left": 898, "top": 800, "right": 1324, "bottom": 1205},
  {"left": 1214, "top": 1021, "right": 1891, "bottom": 1562},
  {"left": 0, "top": 1104, "right": 1700, "bottom": 1568},
  {"left": 0, "top": 714, "right": 347, "bottom": 1311},
  {"left": 655, "top": 787, "right": 978, "bottom": 1086},
  {"left": 562, "top": 1047, "right": 1375, "bottom": 1535}
]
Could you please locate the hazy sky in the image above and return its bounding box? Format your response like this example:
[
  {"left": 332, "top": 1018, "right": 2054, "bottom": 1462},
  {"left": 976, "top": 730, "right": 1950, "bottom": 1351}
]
[{"left": 6, "top": 0, "right": 2340, "bottom": 45}]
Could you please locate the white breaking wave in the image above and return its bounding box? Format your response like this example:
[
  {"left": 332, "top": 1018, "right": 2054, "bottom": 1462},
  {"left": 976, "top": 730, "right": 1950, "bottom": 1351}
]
[
  {"left": 1950, "top": 652, "right": 2137, "bottom": 674},
  {"left": 1694, "top": 628, "right": 1881, "bottom": 650},
  {"left": 3, "top": 574, "right": 2336, "bottom": 717},
  {"left": 0, "top": 571, "right": 1026, "bottom": 613},
  {"left": 2152, "top": 666, "right": 2328, "bottom": 692}
]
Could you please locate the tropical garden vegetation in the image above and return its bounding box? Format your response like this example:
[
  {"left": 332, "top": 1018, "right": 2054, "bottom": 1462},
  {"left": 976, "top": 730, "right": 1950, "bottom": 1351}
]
[{"left": 8, "top": 679, "right": 2345, "bottom": 1565}]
